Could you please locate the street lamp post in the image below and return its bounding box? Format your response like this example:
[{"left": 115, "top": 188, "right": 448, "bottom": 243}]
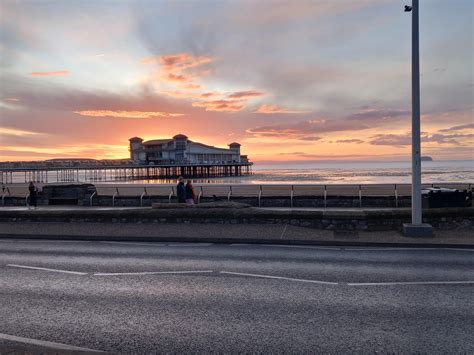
[{"left": 403, "top": 0, "right": 433, "bottom": 237}]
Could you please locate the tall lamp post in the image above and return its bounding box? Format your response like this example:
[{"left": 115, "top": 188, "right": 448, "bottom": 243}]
[{"left": 403, "top": 0, "right": 433, "bottom": 237}]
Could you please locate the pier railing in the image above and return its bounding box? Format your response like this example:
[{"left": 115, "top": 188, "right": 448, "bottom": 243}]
[{"left": 2, "top": 182, "right": 472, "bottom": 208}]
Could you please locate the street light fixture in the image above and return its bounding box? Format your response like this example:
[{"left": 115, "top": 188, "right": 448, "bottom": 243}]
[{"left": 402, "top": 0, "right": 433, "bottom": 237}]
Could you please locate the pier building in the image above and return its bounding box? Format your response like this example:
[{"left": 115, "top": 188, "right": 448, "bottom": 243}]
[
  {"left": 0, "top": 135, "right": 252, "bottom": 183},
  {"left": 129, "top": 134, "right": 246, "bottom": 165}
]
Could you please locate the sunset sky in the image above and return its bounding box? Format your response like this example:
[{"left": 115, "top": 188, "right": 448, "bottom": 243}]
[{"left": 1, "top": 0, "right": 472, "bottom": 163}]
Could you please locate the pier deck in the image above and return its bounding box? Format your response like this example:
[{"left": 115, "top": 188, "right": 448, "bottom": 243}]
[{"left": 0, "top": 162, "right": 253, "bottom": 184}]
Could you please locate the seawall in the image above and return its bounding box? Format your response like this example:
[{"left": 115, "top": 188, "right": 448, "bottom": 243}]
[{"left": 1, "top": 206, "right": 472, "bottom": 232}]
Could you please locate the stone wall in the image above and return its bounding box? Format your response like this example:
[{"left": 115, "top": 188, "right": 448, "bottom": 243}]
[{"left": 1, "top": 207, "right": 472, "bottom": 231}]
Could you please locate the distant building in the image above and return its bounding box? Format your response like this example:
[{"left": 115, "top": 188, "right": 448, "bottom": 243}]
[{"left": 129, "top": 134, "right": 248, "bottom": 165}]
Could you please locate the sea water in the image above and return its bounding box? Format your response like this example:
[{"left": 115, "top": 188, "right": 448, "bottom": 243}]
[{"left": 5, "top": 160, "right": 473, "bottom": 185}]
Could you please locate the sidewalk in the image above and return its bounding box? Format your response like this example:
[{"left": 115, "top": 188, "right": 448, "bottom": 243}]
[{"left": 1, "top": 221, "right": 473, "bottom": 247}]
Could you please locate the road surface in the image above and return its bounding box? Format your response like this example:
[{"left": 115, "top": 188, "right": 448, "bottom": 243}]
[{"left": 0, "top": 239, "right": 473, "bottom": 353}]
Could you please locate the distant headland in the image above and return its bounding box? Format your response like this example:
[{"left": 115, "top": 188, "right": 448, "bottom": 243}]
[{"left": 421, "top": 156, "right": 433, "bottom": 161}]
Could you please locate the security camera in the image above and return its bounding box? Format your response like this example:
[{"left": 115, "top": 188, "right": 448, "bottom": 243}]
[{"left": 404, "top": 5, "right": 413, "bottom": 12}]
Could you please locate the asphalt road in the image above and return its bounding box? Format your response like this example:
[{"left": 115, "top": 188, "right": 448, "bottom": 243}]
[{"left": 0, "top": 239, "right": 473, "bottom": 354}]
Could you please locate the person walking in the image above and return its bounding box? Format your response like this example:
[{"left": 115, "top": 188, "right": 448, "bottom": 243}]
[
  {"left": 28, "top": 181, "right": 38, "bottom": 209},
  {"left": 185, "top": 180, "right": 196, "bottom": 206},
  {"left": 176, "top": 176, "right": 186, "bottom": 203}
]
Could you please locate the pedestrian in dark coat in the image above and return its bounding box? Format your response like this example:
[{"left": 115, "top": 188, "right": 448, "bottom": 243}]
[
  {"left": 176, "top": 176, "right": 186, "bottom": 203},
  {"left": 28, "top": 181, "right": 38, "bottom": 209},
  {"left": 185, "top": 180, "right": 196, "bottom": 205}
]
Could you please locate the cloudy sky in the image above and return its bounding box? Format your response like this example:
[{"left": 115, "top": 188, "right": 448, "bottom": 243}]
[{"left": 0, "top": 0, "right": 472, "bottom": 162}]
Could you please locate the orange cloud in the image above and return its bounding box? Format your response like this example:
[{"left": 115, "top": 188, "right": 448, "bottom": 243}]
[
  {"left": 159, "top": 53, "right": 212, "bottom": 71},
  {"left": 4, "top": 98, "right": 20, "bottom": 102},
  {"left": 192, "top": 100, "right": 245, "bottom": 112},
  {"left": 160, "top": 91, "right": 224, "bottom": 100},
  {"left": 165, "top": 73, "right": 190, "bottom": 83},
  {"left": 180, "top": 83, "right": 202, "bottom": 90},
  {"left": 30, "top": 70, "right": 70, "bottom": 77},
  {"left": 228, "top": 90, "right": 265, "bottom": 99},
  {"left": 253, "top": 104, "right": 309, "bottom": 114},
  {"left": 200, "top": 92, "right": 221, "bottom": 99},
  {"left": 0, "top": 127, "right": 44, "bottom": 137},
  {"left": 141, "top": 53, "right": 213, "bottom": 71},
  {"left": 73, "top": 110, "right": 184, "bottom": 118},
  {"left": 144, "top": 53, "right": 266, "bottom": 113}
]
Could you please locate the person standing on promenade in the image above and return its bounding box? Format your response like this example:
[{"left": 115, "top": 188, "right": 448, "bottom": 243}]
[
  {"left": 177, "top": 176, "right": 186, "bottom": 203},
  {"left": 28, "top": 181, "right": 38, "bottom": 209},
  {"left": 185, "top": 180, "right": 196, "bottom": 206}
]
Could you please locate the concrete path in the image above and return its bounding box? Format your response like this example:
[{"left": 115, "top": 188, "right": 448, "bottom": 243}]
[{"left": 0, "top": 239, "right": 473, "bottom": 353}]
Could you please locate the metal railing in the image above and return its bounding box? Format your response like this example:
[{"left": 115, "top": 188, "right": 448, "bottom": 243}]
[
  {"left": 90, "top": 182, "right": 472, "bottom": 207},
  {"left": 2, "top": 182, "right": 472, "bottom": 207}
]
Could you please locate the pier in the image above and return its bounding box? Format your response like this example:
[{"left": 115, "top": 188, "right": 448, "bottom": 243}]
[{"left": 0, "top": 162, "right": 253, "bottom": 184}]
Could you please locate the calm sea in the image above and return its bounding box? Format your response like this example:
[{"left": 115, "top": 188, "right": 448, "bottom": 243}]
[
  {"left": 247, "top": 160, "right": 474, "bottom": 185},
  {"left": 6, "top": 160, "right": 473, "bottom": 185}
]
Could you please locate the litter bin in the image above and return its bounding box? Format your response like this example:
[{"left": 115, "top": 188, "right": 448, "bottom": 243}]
[{"left": 422, "top": 188, "right": 472, "bottom": 208}]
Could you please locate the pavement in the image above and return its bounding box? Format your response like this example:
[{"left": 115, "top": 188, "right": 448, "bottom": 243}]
[
  {"left": 1, "top": 221, "right": 473, "bottom": 247},
  {"left": 0, "top": 239, "right": 473, "bottom": 353}
]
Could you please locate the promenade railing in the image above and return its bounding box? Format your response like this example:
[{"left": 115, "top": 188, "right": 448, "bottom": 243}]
[
  {"left": 2, "top": 182, "right": 472, "bottom": 207},
  {"left": 91, "top": 183, "right": 472, "bottom": 208}
]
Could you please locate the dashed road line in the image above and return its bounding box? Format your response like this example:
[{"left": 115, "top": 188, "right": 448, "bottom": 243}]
[
  {"left": 220, "top": 271, "right": 338, "bottom": 285},
  {"left": 230, "top": 244, "right": 474, "bottom": 252},
  {"left": 267, "top": 245, "right": 341, "bottom": 250},
  {"left": 166, "top": 243, "right": 214, "bottom": 247},
  {"left": 0, "top": 332, "right": 103, "bottom": 352},
  {"left": 99, "top": 241, "right": 213, "bottom": 247},
  {"left": 94, "top": 270, "right": 214, "bottom": 276},
  {"left": 343, "top": 247, "right": 474, "bottom": 252},
  {"left": 6, "top": 264, "right": 88, "bottom": 275},
  {"left": 347, "top": 280, "right": 474, "bottom": 286},
  {"left": 100, "top": 241, "right": 167, "bottom": 246}
]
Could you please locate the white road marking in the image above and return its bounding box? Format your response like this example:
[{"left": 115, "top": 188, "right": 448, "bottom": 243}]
[
  {"left": 443, "top": 248, "right": 474, "bottom": 252},
  {"left": 6, "top": 264, "right": 87, "bottom": 275},
  {"left": 100, "top": 241, "right": 213, "bottom": 247},
  {"left": 220, "top": 271, "right": 338, "bottom": 285},
  {"left": 266, "top": 245, "right": 341, "bottom": 250},
  {"left": 344, "top": 247, "right": 474, "bottom": 252},
  {"left": 100, "top": 241, "right": 167, "bottom": 246},
  {"left": 348, "top": 280, "right": 474, "bottom": 286},
  {"left": 94, "top": 270, "right": 214, "bottom": 276},
  {"left": 0, "top": 332, "right": 103, "bottom": 352},
  {"left": 166, "top": 243, "right": 213, "bottom": 247}
]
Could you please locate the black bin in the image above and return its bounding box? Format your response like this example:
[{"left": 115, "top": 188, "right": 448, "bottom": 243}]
[{"left": 422, "top": 188, "right": 471, "bottom": 208}]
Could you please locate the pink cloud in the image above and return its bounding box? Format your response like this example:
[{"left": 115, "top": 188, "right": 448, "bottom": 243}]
[
  {"left": 141, "top": 53, "right": 213, "bottom": 72},
  {"left": 192, "top": 100, "right": 245, "bottom": 112},
  {"left": 73, "top": 110, "right": 184, "bottom": 118},
  {"left": 164, "top": 73, "right": 190, "bottom": 83},
  {"left": 180, "top": 83, "right": 202, "bottom": 90},
  {"left": 228, "top": 90, "right": 265, "bottom": 99},
  {"left": 253, "top": 104, "right": 309, "bottom": 114},
  {"left": 30, "top": 70, "right": 70, "bottom": 77}
]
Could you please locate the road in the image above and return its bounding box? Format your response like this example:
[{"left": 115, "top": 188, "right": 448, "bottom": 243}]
[{"left": 0, "top": 239, "right": 473, "bottom": 354}]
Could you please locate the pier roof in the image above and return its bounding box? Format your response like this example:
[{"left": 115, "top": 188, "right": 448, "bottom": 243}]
[
  {"left": 173, "top": 134, "right": 188, "bottom": 139},
  {"left": 143, "top": 139, "right": 172, "bottom": 146},
  {"left": 129, "top": 137, "right": 143, "bottom": 142}
]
